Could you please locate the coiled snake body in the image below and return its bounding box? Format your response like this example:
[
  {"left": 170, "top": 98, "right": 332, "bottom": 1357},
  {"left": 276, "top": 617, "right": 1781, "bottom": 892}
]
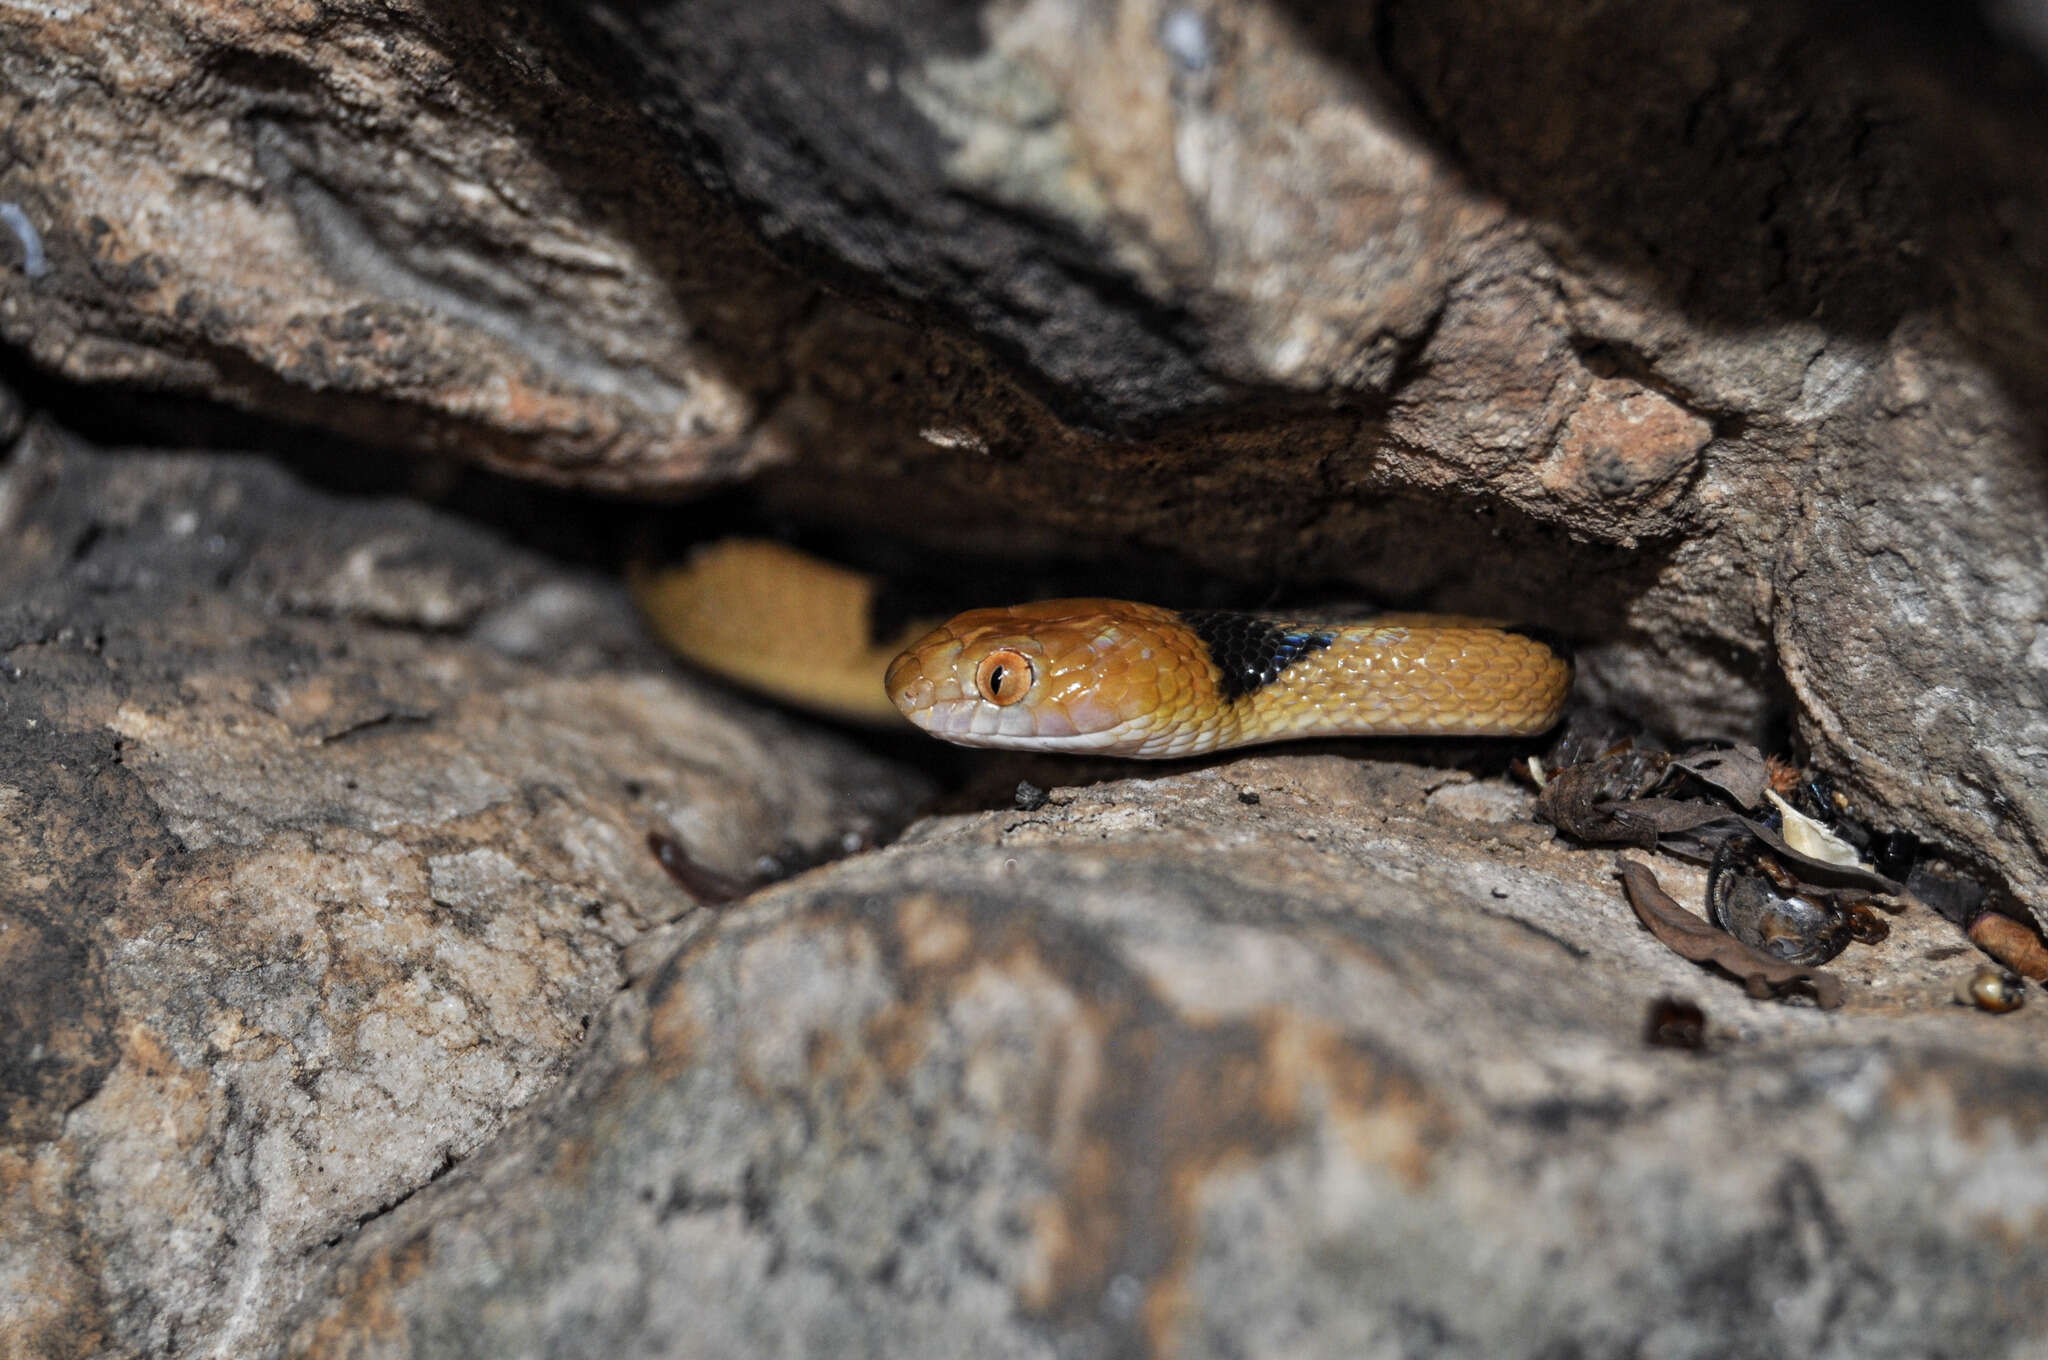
[{"left": 886, "top": 599, "right": 1570, "bottom": 758}]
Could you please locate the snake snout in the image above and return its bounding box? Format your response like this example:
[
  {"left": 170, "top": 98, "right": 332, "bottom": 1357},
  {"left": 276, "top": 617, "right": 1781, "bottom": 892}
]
[{"left": 883, "top": 650, "right": 934, "bottom": 719}]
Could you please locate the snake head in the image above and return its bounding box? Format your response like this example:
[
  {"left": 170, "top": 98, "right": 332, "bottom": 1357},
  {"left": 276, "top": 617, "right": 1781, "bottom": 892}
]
[{"left": 884, "top": 599, "right": 1192, "bottom": 752}]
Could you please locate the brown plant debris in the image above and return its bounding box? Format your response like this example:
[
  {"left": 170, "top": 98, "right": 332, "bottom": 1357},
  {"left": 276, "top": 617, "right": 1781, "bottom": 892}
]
[
  {"left": 1670, "top": 746, "right": 1772, "bottom": 810},
  {"left": 1618, "top": 859, "right": 1845, "bottom": 1010},
  {"left": 1643, "top": 996, "right": 1708, "bottom": 1051},
  {"left": 1966, "top": 912, "right": 2048, "bottom": 981},
  {"left": 1540, "top": 745, "right": 1903, "bottom": 896},
  {"left": 647, "top": 830, "right": 757, "bottom": 906}
]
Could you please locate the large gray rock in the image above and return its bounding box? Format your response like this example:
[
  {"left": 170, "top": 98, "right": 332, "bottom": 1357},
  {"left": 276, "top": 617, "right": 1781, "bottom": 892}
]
[
  {"left": 282, "top": 760, "right": 2048, "bottom": 1359},
  {"left": 2, "top": 427, "right": 2043, "bottom": 1358},
  {"left": 3, "top": 0, "right": 2048, "bottom": 1353},
  {"left": 0, "top": 430, "right": 928, "bottom": 1356}
]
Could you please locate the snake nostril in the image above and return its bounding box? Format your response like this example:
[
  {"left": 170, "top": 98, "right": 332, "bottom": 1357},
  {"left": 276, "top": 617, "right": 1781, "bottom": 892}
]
[{"left": 883, "top": 653, "right": 918, "bottom": 698}]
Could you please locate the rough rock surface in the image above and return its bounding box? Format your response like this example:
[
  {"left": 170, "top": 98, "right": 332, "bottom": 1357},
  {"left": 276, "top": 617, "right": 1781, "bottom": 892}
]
[
  {"left": 3, "top": 0, "right": 2048, "bottom": 1354},
  {"left": 0, "top": 430, "right": 928, "bottom": 1356},
  {"left": 3, "top": 426, "right": 2045, "bottom": 1357},
  {"left": 2, "top": 0, "right": 2044, "bottom": 923},
  {"left": 284, "top": 762, "right": 2048, "bottom": 1359}
]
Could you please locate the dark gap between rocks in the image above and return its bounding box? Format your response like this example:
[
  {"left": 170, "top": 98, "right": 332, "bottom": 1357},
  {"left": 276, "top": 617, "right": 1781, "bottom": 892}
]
[
  {"left": 0, "top": 344, "right": 1685, "bottom": 809},
  {"left": 12, "top": 341, "right": 2005, "bottom": 951}
]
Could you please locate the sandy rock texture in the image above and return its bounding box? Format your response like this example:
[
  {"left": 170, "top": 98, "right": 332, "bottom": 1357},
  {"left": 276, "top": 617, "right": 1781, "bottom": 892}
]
[
  {"left": 284, "top": 761, "right": 2048, "bottom": 1359},
  {"left": 0, "top": 430, "right": 927, "bottom": 1357},
  {"left": 2, "top": 0, "right": 2044, "bottom": 924}
]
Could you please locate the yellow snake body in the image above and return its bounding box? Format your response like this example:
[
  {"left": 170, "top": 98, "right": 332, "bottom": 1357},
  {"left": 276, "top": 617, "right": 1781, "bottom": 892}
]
[
  {"left": 633, "top": 543, "right": 1570, "bottom": 753},
  {"left": 885, "top": 599, "right": 1571, "bottom": 758},
  {"left": 632, "top": 540, "right": 929, "bottom": 725}
]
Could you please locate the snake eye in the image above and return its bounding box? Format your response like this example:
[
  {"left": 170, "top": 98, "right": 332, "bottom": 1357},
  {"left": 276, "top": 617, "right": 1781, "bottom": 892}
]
[{"left": 975, "top": 649, "right": 1034, "bottom": 706}]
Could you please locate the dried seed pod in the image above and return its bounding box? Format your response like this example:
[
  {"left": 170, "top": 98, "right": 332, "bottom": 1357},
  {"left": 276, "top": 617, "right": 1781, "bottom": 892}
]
[
  {"left": 1953, "top": 967, "right": 2026, "bottom": 1013},
  {"left": 1710, "top": 869, "right": 1853, "bottom": 967},
  {"left": 1966, "top": 912, "right": 2048, "bottom": 981}
]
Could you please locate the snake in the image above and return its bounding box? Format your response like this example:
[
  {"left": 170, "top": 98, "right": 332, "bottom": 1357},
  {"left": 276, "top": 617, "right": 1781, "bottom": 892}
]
[
  {"left": 884, "top": 599, "right": 1570, "bottom": 758},
  {"left": 635, "top": 541, "right": 1571, "bottom": 757},
  {"left": 631, "top": 538, "right": 931, "bottom": 726}
]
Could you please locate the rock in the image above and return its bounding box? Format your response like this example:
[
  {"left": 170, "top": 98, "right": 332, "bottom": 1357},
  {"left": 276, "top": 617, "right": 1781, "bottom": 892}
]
[
  {"left": 284, "top": 757, "right": 2048, "bottom": 1357},
  {"left": 0, "top": 427, "right": 929, "bottom": 1356},
  {"left": 3, "top": 424, "right": 2044, "bottom": 1354},
  {"left": 3, "top": 0, "right": 2045, "bottom": 921},
  {"left": 5, "top": 0, "right": 2048, "bottom": 1350}
]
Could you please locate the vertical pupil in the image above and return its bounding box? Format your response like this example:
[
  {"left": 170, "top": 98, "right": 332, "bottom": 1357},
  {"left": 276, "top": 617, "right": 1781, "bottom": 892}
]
[{"left": 988, "top": 665, "right": 1007, "bottom": 695}]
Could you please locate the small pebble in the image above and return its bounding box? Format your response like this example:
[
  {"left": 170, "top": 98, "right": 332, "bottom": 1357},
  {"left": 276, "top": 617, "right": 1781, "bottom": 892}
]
[
  {"left": 1158, "top": 8, "right": 1211, "bottom": 72},
  {"left": 1954, "top": 966, "right": 2026, "bottom": 1013},
  {"left": 1644, "top": 996, "right": 1707, "bottom": 1051},
  {"left": 1, "top": 202, "right": 48, "bottom": 278}
]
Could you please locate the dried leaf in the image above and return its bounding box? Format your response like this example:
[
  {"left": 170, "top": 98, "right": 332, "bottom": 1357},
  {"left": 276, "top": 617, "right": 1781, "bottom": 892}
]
[
  {"left": 1545, "top": 709, "right": 1645, "bottom": 770},
  {"left": 1538, "top": 763, "right": 1740, "bottom": 846},
  {"left": 1536, "top": 748, "right": 1668, "bottom": 810},
  {"left": 1741, "top": 816, "right": 1902, "bottom": 894},
  {"left": 1542, "top": 748, "right": 1903, "bottom": 901},
  {"left": 1618, "top": 859, "right": 1845, "bottom": 1009},
  {"left": 1610, "top": 798, "right": 1746, "bottom": 833},
  {"left": 1653, "top": 819, "right": 1759, "bottom": 867},
  {"left": 647, "top": 830, "right": 755, "bottom": 906},
  {"left": 1764, "top": 789, "right": 1865, "bottom": 867},
  {"left": 1671, "top": 744, "right": 1770, "bottom": 809}
]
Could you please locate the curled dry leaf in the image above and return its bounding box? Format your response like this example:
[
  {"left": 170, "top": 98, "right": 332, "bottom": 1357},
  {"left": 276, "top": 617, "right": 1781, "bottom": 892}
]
[
  {"left": 1741, "top": 816, "right": 1902, "bottom": 895},
  {"left": 647, "top": 829, "right": 756, "bottom": 906},
  {"left": 1540, "top": 758, "right": 1904, "bottom": 898},
  {"left": 1618, "top": 859, "right": 1846, "bottom": 1009},
  {"left": 1537, "top": 759, "right": 1734, "bottom": 847},
  {"left": 1671, "top": 744, "right": 1771, "bottom": 810}
]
